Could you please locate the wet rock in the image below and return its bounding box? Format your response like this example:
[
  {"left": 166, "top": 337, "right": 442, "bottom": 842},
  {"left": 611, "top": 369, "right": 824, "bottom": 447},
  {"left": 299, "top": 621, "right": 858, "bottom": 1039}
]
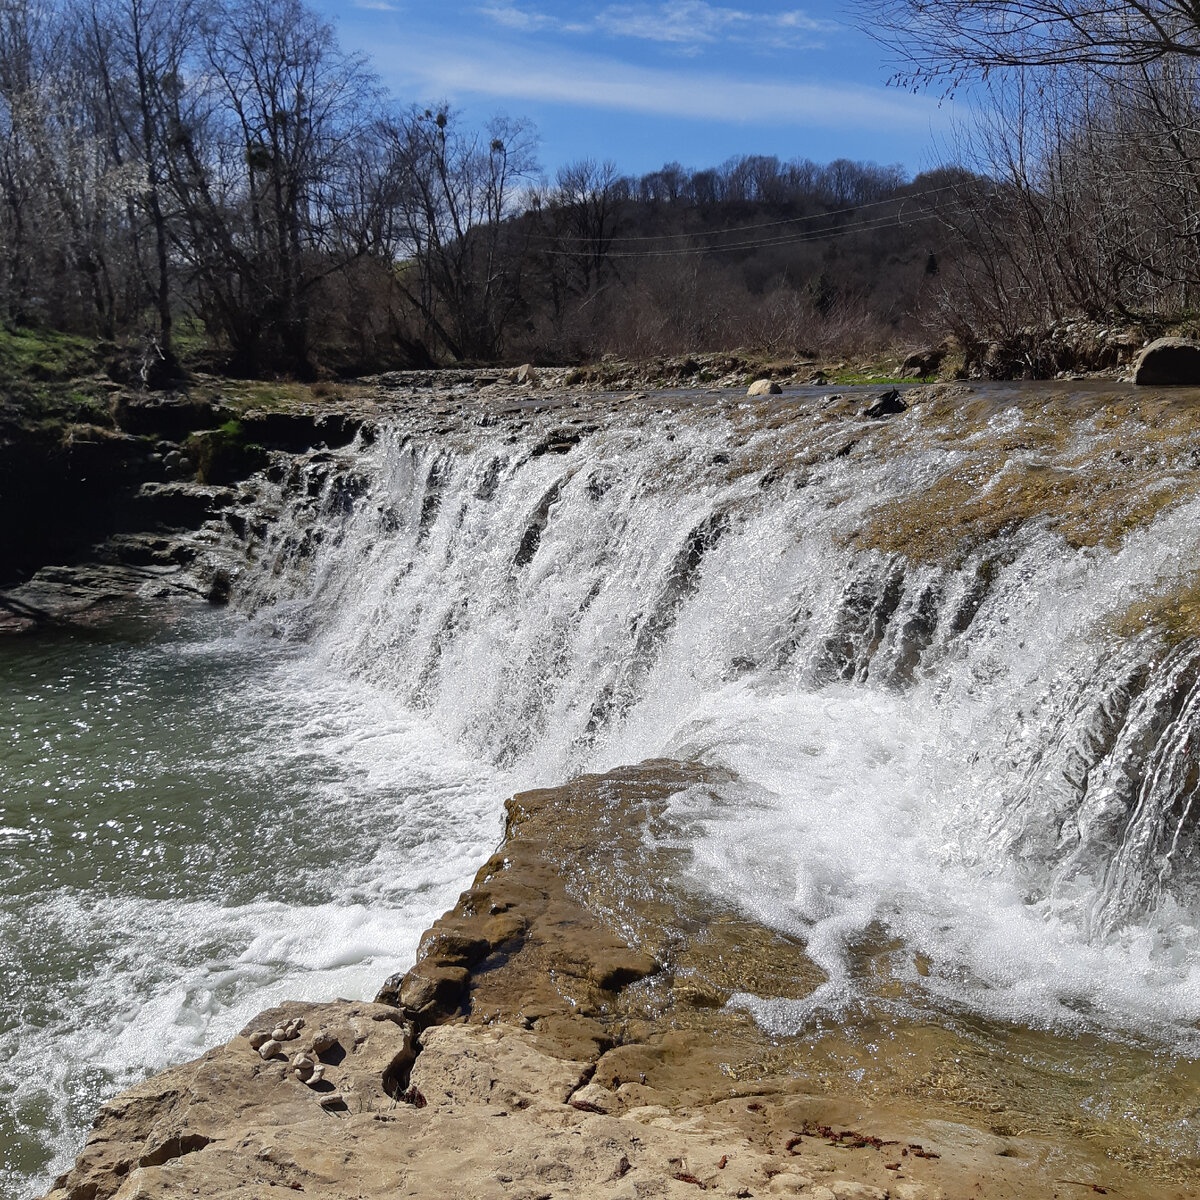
[
  {"left": 205, "top": 568, "right": 232, "bottom": 605},
  {"left": 237, "top": 409, "right": 360, "bottom": 452},
  {"left": 135, "top": 480, "right": 237, "bottom": 528},
  {"left": 1132, "top": 336, "right": 1200, "bottom": 384},
  {"left": 113, "top": 393, "right": 225, "bottom": 438},
  {"left": 862, "top": 388, "right": 907, "bottom": 418},
  {"left": 397, "top": 963, "right": 471, "bottom": 1025},
  {"left": 0, "top": 561, "right": 194, "bottom": 633},
  {"left": 98, "top": 532, "right": 195, "bottom": 569},
  {"left": 589, "top": 948, "right": 658, "bottom": 991},
  {"left": 747, "top": 378, "right": 782, "bottom": 396}
]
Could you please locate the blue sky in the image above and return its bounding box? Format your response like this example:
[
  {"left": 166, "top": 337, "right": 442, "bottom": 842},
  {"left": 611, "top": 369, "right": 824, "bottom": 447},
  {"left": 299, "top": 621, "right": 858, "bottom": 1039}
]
[{"left": 316, "top": 0, "right": 954, "bottom": 179}]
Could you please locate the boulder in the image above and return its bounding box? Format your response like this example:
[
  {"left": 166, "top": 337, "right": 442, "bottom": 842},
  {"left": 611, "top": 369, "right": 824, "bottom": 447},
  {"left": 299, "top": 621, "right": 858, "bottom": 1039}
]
[
  {"left": 747, "top": 378, "right": 782, "bottom": 396},
  {"left": 514, "top": 363, "right": 539, "bottom": 386},
  {"left": 901, "top": 347, "right": 944, "bottom": 378},
  {"left": 863, "top": 388, "right": 907, "bottom": 418},
  {"left": 1132, "top": 337, "right": 1200, "bottom": 384}
]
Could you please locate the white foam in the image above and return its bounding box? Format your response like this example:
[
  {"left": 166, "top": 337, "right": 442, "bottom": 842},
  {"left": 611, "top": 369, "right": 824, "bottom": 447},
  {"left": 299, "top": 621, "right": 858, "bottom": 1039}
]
[
  {"left": 12, "top": 406, "right": 1200, "bottom": 1195},
  {"left": 220, "top": 422, "right": 1200, "bottom": 1054},
  {"left": 1, "top": 631, "right": 504, "bottom": 1199}
]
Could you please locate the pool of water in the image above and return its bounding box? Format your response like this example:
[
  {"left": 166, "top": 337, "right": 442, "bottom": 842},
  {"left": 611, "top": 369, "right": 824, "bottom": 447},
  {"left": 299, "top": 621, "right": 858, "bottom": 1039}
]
[{"left": 0, "top": 603, "right": 502, "bottom": 1200}]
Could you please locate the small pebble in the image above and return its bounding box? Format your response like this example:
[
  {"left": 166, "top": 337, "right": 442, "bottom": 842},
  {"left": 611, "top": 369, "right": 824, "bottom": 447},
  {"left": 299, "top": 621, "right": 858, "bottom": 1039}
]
[
  {"left": 318, "top": 1092, "right": 344, "bottom": 1109},
  {"left": 291, "top": 1052, "right": 316, "bottom": 1081},
  {"left": 248, "top": 1032, "right": 271, "bottom": 1050},
  {"left": 307, "top": 1065, "right": 325, "bottom": 1087},
  {"left": 272, "top": 1027, "right": 287, "bottom": 1041},
  {"left": 258, "top": 1039, "right": 282, "bottom": 1060}
]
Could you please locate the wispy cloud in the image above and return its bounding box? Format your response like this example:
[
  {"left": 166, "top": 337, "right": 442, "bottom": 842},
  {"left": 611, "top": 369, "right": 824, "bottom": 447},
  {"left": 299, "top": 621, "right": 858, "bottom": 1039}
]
[
  {"left": 390, "top": 34, "right": 947, "bottom": 132},
  {"left": 477, "top": 1, "right": 840, "bottom": 52},
  {"left": 478, "top": 4, "right": 553, "bottom": 30},
  {"left": 354, "top": 0, "right": 401, "bottom": 10}
]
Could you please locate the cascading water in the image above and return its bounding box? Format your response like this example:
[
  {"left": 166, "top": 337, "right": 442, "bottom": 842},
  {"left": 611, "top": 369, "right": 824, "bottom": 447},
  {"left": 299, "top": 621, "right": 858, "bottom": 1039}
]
[
  {"left": 6, "top": 383, "right": 1200, "bottom": 1199},
  {"left": 214, "top": 390, "right": 1200, "bottom": 1047}
]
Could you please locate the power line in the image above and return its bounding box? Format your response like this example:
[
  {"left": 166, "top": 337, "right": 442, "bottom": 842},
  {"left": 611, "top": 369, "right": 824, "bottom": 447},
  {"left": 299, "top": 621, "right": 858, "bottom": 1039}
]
[
  {"left": 518, "top": 182, "right": 962, "bottom": 246},
  {"left": 529, "top": 207, "right": 943, "bottom": 260}
]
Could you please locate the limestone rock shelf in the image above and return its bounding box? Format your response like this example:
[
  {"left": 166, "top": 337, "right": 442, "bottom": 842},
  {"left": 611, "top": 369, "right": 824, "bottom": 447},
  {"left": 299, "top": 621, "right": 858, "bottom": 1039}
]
[{"left": 43, "top": 763, "right": 1189, "bottom": 1200}]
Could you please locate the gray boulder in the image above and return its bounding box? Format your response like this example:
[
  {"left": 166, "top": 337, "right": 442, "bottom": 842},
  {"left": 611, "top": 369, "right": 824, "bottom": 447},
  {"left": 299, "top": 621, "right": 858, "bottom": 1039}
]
[
  {"left": 1133, "top": 337, "right": 1200, "bottom": 384},
  {"left": 863, "top": 388, "right": 907, "bottom": 418}
]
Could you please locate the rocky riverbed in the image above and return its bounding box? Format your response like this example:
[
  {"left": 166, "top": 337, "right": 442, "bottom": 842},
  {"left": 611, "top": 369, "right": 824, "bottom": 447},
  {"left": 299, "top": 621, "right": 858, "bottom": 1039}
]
[
  {"left": 43, "top": 763, "right": 1192, "bottom": 1200},
  {"left": 11, "top": 369, "right": 1200, "bottom": 1200}
]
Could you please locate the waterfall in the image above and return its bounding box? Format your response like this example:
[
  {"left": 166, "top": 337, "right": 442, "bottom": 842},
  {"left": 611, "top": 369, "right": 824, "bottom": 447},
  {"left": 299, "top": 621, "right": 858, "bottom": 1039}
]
[{"left": 206, "top": 399, "right": 1200, "bottom": 1046}]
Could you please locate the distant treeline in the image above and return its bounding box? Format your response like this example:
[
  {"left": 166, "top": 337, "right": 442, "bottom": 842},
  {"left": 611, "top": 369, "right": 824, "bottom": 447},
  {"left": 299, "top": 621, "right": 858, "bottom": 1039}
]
[{"left": 0, "top": 0, "right": 963, "bottom": 377}]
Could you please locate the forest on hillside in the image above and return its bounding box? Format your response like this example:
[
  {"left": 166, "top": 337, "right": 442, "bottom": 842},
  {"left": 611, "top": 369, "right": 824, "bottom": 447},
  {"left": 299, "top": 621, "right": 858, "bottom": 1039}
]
[{"left": 3, "top": 0, "right": 1200, "bottom": 378}]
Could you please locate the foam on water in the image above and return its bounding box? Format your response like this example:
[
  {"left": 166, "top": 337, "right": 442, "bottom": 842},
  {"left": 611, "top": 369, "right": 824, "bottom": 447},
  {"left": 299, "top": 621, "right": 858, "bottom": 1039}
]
[
  {"left": 223, "top": 410, "right": 1200, "bottom": 1050},
  {"left": 0, "top": 617, "right": 502, "bottom": 1199},
  {"left": 10, "top": 393, "right": 1200, "bottom": 1195}
]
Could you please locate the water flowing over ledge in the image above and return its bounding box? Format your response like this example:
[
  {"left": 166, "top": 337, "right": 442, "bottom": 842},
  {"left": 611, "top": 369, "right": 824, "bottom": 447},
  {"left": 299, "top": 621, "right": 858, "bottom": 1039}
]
[
  {"left": 214, "top": 384, "right": 1200, "bottom": 1047},
  {"left": 10, "top": 380, "right": 1200, "bottom": 1198}
]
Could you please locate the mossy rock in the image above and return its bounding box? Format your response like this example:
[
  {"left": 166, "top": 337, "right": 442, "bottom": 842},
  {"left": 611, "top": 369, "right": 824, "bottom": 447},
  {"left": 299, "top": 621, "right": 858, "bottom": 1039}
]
[{"left": 186, "top": 420, "right": 267, "bottom": 484}]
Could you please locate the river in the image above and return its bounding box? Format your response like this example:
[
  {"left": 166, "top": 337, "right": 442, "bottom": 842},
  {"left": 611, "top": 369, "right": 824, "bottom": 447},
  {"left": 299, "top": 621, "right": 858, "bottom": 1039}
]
[{"left": 4, "top": 383, "right": 1199, "bottom": 1196}]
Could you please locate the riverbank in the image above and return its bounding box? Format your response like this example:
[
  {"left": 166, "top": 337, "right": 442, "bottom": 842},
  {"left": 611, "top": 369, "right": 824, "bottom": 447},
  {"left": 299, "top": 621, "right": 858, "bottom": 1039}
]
[{"left": 44, "top": 762, "right": 1194, "bottom": 1199}]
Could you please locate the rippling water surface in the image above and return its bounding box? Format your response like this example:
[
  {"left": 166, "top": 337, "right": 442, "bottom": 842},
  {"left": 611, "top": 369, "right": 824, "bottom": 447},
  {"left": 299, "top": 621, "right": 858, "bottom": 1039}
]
[{"left": 0, "top": 608, "right": 501, "bottom": 1198}]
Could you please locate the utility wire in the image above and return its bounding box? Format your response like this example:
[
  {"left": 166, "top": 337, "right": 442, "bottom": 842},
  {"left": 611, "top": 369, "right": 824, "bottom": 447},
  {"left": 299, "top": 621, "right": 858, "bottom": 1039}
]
[
  {"left": 529, "top": 207, "right": 942, "bottom": 260},
  {"left": 519, "top": 182, "right": 962, "bottom": 246}
]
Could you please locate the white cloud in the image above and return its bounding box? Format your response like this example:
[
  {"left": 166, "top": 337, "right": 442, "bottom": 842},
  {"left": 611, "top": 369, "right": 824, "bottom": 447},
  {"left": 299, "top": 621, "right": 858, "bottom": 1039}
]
[
  {"left": 389, "top": 33, "right": 949, "bottom": 133},
  {"left": 476, "top": 2, "right": 841, "bottom": 51},
  {"left": 354, "top": 0, "right": 400, "bottom": 9},
  {"left": 478, "top": 4, "right": 553, "bottom": 30}
]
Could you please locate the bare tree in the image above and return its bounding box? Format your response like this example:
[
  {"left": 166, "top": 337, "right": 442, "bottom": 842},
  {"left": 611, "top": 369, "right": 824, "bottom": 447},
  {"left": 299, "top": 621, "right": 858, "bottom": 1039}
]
[
  {"left": 380, "top": 105, "right": 537, "bottom": 360},
  {"left": 176, "top": 0, "right": 379, "bottom": 372},
  {"left": 551, "top": 158, "right": 620, "bottom": 297},
  {"left": 862, "top": 0, "right": 1200, "bottom": 87}
]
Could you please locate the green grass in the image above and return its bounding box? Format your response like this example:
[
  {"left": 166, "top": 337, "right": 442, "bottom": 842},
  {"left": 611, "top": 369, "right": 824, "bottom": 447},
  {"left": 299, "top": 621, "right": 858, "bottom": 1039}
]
[
  {"left": 824, "top": 372, "right": 914, "bottom": 386},
  {"left": 0, "top": 326, "right": 101, "bottom": 382}
]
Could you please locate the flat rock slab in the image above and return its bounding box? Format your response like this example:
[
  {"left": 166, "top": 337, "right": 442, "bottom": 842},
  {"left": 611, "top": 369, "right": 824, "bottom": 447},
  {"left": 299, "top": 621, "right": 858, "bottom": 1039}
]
[{"left": 44, "top": 1005, "right": 1092, "bottom": 1200}]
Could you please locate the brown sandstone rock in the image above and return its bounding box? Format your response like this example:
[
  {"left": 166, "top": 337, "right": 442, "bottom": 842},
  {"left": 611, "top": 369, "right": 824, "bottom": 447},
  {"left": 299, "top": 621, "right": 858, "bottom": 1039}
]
[{"left": 45, "top": 761, "right": 1190, "bottom": 1200}]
